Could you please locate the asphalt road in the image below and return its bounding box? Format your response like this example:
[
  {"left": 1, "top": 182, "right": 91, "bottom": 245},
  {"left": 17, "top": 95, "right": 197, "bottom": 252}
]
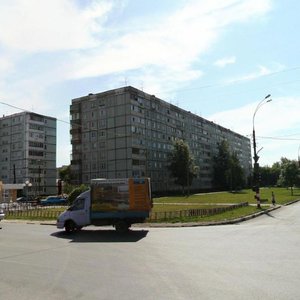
[{"left": 0, "top": 202, "right": 300, "bottom": 300}]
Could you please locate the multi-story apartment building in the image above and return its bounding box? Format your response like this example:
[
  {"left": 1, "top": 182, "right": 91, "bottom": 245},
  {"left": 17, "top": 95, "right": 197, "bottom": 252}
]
[
  {"left": 0, "top": 112, "right": 57, "bottom": 196},
  {"left": 70, "top": 86, "right": 252, "bottom": 193}
]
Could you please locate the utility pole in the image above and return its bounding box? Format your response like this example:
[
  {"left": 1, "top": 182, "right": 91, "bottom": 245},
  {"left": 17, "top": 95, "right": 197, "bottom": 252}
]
[
  {"left": 252, "top": 127, "right": 260, "bottom": 208},
  {"left": 252, "top": 94, "right": 272, "bottom": 208}
]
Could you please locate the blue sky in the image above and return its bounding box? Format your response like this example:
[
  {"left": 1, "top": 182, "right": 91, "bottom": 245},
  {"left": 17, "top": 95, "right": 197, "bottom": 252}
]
[{"left": 0, "top": 0, "right": 299, "bottom": 167}]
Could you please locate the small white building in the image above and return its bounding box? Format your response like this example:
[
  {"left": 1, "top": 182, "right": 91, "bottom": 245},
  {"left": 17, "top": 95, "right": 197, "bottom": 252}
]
[{"left": 0, "top": 182, "right": 24, "bottom": 202}]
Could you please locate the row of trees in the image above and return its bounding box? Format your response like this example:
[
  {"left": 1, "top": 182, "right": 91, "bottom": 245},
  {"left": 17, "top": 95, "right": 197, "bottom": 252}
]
[
  {"left": 168, "top": 139, "right": 245, "bottom": 193},
  {"left": 212, "top": 140, "right": 245, "bottom": 191},
  {"left": 260, "top": 158, "right": 300, "bottom": 195},
  {"left": 59, "top": 139, "right": 300, "bottom": 196},
  {"left": 168, "top": 139, "right": 300, "bottom": 195}
]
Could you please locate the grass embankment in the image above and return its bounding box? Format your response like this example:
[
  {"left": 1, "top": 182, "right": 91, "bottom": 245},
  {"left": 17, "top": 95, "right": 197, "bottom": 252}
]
[
  {"left": 151, "top": 206, "right": 260, "bottom": 223},
  {"left": 150, "top": 187, "right": 300, "bottom": 223},
  {"left": 153, "top": 187, "right": 300, "bottom": 206}
]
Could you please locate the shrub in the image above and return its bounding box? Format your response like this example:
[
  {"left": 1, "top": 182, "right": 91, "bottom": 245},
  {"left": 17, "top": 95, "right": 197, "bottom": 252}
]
[{"left": 68, "top": 184, "right": 89, "bottom": 205}]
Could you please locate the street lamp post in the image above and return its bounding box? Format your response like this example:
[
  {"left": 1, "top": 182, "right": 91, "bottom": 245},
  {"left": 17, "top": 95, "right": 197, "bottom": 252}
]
[
  {"left": 25, "top": 180, "right": 32, "bottom": 206},
  {"left": 252, "top": 94, "right": 272, "bottom": 208}
]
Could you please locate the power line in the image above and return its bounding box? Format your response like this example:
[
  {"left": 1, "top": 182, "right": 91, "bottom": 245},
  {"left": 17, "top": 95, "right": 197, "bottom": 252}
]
[
  {"left": 0, "top": 101, "right": 70, "bottom": 126},
  {"left": 0, "top": 102, "right": 30, "bottom": 113},
  {"left": 160, "top": 66, "right": 300, "bottom": 95},
  {"left": 257, "top": 135, "right": 300, "bottom": 141},
  {"left": 0, "top": 100, "right": 126, "bottom": 137}
]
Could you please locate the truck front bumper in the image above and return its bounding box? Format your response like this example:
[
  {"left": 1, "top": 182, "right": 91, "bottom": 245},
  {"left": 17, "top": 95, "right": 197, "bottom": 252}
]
[{"left": 56, "top": 219, "right": 65, "bottom": 229}]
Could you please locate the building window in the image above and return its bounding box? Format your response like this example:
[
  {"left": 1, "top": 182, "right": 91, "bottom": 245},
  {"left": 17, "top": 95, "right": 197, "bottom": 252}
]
[
  {"left": 29, "top": 150, "right": 44, "bottom": 157},
  {"left": 132, "top": 170, "right": 140, "bottom": 177},
  {"left": 132, "top": 159, "right": 139, "bottom": 165}
]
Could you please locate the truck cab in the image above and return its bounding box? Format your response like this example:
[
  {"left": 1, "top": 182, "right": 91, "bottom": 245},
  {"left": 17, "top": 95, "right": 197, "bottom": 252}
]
[{"left": 57, "top": 190, "right": 91, "bottom": 233}]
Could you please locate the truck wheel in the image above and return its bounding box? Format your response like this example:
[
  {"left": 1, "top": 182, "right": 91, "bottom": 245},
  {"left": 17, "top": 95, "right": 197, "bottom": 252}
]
[
  {"left": 65, "top": 220, "right": 76, "bottom": 233},
  {"left": 115, "top": 220, "right": 129, "bottom": 233}
]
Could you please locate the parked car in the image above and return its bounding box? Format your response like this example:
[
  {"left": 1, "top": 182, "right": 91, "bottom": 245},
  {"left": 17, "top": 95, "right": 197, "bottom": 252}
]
[
  {"left": 0, "top": 203, "right": 9, "bottom": 209},
  {"left": 16, "top": 197, "right": 29, "bottom": 203},
  {"left": 0, "top": 208, "right": 5, "bottom": 221},
  {"left": 16, "top": 197, "right": 40, "bottom": 206},
  {"left": 40, "top": 196, "right": 67, "bottom": 206},
  {"left": 1, "top": 202, "right": 18, "bottom": 209}
]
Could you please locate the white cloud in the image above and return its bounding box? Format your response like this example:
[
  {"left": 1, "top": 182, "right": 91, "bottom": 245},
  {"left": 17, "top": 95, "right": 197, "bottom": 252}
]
[
  {"left": 214, "top": 56, "right": 236, "bottom": 68},
  {"left": 0, "top": 55, "right": 14, "bottom": 73},
  {"left": 0, "top": 0, "right": 115, "bottom": 108},
  {"left": 64, "top": 0, "right": 272, "bottom": 97},
  {"left": 225, "top": 65, "right": 277, "bottom": 84},
  {"left": 207, "top": 96, "right": 300, "bottom": 165},
  {"left": 0, "top": 0, "right": 272, "bottom": 90},
  {"left": 0, "top": 0, "right": 113, "bottom": 52},
  {"left": 0, "top": 78, "right": 51, "bottom": 116},
  {"left": 208, "top": 96, "right": 300, "bottom": 136}
]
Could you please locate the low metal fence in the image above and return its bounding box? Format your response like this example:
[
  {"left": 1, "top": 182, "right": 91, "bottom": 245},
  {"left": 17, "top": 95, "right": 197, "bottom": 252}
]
[
  {"left": 4, "top": 207, "right": 65, "bottom": 219},
  {"left": 3, "top": 202, "right": 249, "bottom": 221},
  {"left": 149, "top": 202, "right": 248, "bottom": 221}
]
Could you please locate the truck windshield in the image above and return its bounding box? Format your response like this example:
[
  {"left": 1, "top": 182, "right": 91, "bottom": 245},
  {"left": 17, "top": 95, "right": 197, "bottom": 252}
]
[{"left": 70, "top": 198, "right": 85, "bottom": 211}]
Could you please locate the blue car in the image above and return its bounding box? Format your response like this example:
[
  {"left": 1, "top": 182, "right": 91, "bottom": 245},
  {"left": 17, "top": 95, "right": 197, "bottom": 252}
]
[{"left": 40, "top": 196, "right": 67, "bottom": 206}]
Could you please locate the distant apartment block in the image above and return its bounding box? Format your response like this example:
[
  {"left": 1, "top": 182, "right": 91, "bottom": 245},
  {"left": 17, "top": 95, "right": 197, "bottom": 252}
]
[
  {"left": 0, "top": 112, "right": 57, "bottom": 196},
  {"left": 70, "top": 86, "right": 252, "bottom": 193}
]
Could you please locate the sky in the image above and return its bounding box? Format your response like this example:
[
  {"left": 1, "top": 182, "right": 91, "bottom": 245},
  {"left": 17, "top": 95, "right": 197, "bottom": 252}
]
[{"left": 0, "top": 0, "right": 299, "bottom": 168}]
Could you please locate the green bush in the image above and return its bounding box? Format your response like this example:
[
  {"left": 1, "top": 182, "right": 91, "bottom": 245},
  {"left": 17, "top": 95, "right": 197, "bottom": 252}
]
[{"left": 68, "top": 184, "right": 89, "bottom": 205}]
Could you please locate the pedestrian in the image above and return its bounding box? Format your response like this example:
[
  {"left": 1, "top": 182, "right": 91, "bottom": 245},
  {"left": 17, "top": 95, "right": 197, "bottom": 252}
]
[{"left": 271, "top": 191, "right": 276, "bottom": 206}]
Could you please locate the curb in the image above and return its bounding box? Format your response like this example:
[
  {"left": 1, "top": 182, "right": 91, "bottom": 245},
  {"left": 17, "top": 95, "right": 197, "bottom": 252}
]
[
  {"left": 2, "top": 219, "right": 56, "bottom": 226},
  {"left": 283, "top": 199, "right": 300, "bottom": 206},
  {"left": 139, "top": 205, "right": 282, "bottom": 228}
]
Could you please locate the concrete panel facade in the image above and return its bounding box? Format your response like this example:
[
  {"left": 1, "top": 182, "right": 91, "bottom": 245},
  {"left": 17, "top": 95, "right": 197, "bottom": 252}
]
[{"left": 70, "top": 86, "right": 252, "bottom": 193}]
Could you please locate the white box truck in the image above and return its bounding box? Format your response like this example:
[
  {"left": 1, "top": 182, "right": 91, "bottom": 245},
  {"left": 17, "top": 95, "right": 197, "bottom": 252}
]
[{"left": 57, "top": 178, "right": 152, "bottom": 233}]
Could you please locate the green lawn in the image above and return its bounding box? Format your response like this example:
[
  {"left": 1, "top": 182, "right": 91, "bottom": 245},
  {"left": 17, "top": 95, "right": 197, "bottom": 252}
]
[
  {"left": 152, "top": 204, "right": 226, "bottom": 212},
  {"left": 153, "top": 187, "right": 300, "bottom": 205},
  {"left": 153, "top": 206, "right": 262, "bottom": 223}
]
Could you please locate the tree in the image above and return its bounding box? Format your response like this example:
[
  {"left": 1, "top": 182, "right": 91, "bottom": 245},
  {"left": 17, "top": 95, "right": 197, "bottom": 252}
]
[
  {"left": 260, "top": 164, "right": 280, "bottom": 186},
  {"left": 213, "top": 140, "right": 245, "bottom": 191},
  {"left": 58, "top": 165, "right": 75, "bottom": 195},
  {"left": 277, "top": 158, "right": 300, "bottom": 195},
  {"left": 59, "top": 165, "right": 72, "bottom": 184},
  {"left": 213, "top": 140, "right": 231, "bottom": 190},
  {"left": 68, "top": 184, "right": 89, "bottom": 205},
  {"left": 229, "top": 151, "right": 245, "bottom": 190},
  {"left": 168, "top": 139, "right": 197, "bottom": 195}
]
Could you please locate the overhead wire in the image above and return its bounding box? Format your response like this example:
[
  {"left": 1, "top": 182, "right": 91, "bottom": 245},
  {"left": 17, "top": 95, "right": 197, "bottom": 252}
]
[
  {"left": 159, "top": 65, "right": 300, "bottom": 95},
  {"left": 1, "top": 65, "right": 300, "bottom": 139},
  {"left": 256, "top": 136, "right": 300, "bottom": 141},
  {"left": 0, "top": 101, "right": 71, "bottom": 126}
]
